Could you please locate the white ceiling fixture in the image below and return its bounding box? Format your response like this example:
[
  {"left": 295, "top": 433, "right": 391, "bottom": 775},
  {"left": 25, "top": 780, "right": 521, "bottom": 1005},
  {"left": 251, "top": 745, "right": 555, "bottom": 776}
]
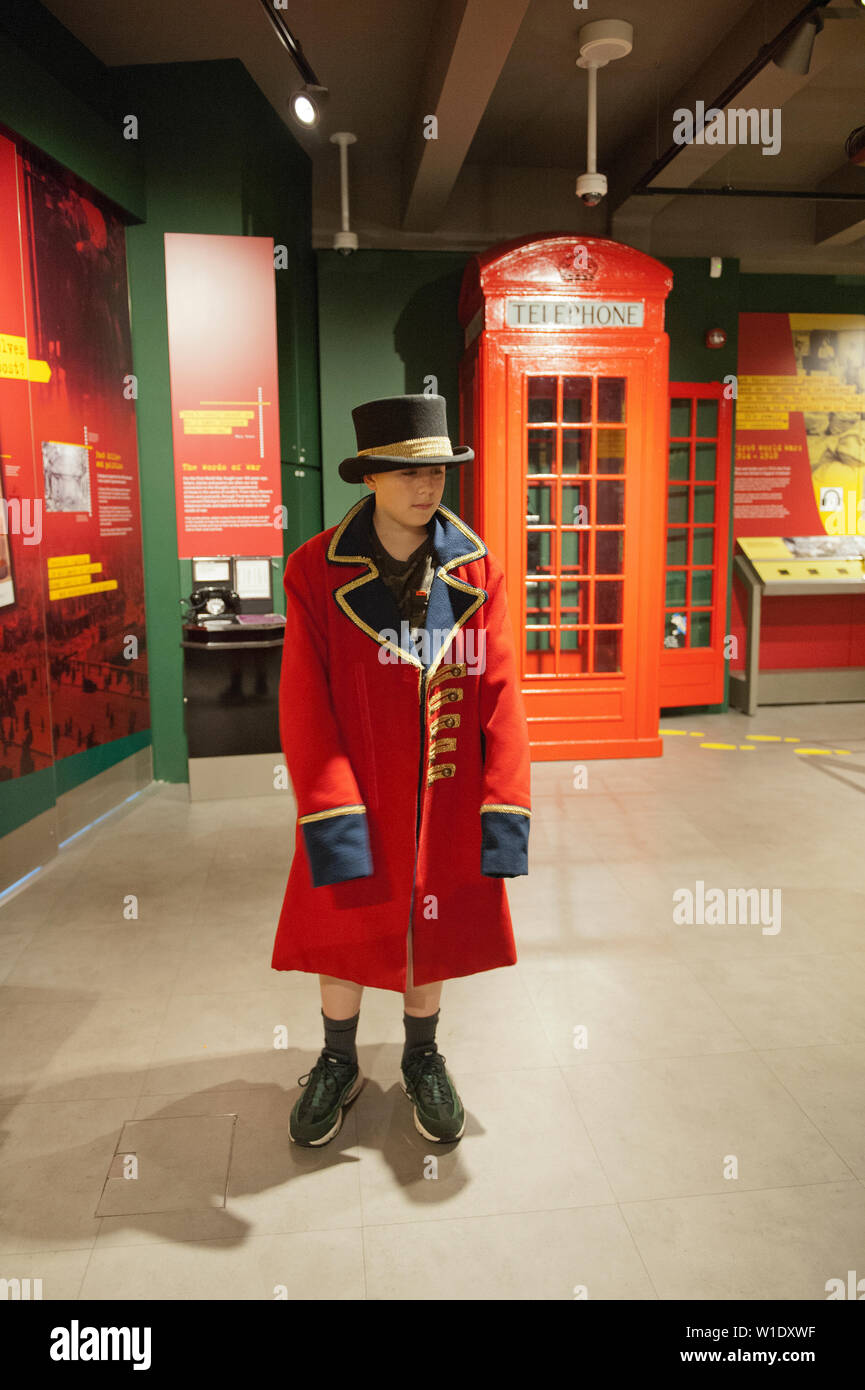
[
  {"left": 575, "top": 19, "right": 634, "bottom": 207},
  {"left": 330, "top": 132, "right": 358, "bottom": 255}
]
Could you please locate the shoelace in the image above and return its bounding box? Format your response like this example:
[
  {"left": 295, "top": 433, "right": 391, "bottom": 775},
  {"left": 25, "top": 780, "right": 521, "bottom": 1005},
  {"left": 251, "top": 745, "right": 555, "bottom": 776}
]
[
  {"left": 297, "top": 1052, "right": 350, "bottom": 1115},
  {"left": 405, "top": 1048, "right": 451, "bottom": 1105}
]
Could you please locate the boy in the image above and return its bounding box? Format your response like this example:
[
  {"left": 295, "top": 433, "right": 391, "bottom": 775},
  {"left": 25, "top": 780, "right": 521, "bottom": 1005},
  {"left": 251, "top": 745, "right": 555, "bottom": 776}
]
[{"left": 272, "top": 394, "right": 531, "bottom": 1146}]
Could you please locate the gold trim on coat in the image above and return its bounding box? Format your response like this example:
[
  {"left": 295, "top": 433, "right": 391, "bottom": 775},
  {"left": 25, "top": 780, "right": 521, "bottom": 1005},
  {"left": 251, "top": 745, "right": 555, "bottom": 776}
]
[
  {"left": 335, "top": 566, "right": 418, "bottom": 667},
  {"left": 429, "top": 686, "right": 464, "bottom": 711},
  {"left": 424, "top": 577, "right": 485, "bottom": 687},
  {"left": 298, "top": 804, "right": 367, "bottom": 824},
  {"left": 428, "top": 662, "right": 467, "bottom": 688},
  {"left": 325, "top": 498, "right": 487, "bottom": 677},
  {"left": 427, "top": 763, "right": 456, "bottom": 783},
  {"left": 429, "top": 736, "right": 457, "bottom": 755},
  {"left": 430, "top": 712, "right": 460, "bottom": 734}
]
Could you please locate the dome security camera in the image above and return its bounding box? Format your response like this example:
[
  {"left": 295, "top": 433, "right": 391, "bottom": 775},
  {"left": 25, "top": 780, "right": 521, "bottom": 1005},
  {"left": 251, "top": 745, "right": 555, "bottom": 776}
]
[
  {"left": 574, "top": 22, "right": 631, "bottom": 212},
  {"left": 333, "top": 230, "right": 358, "bottom": 255},
  {"left": 576, "top": 171, "right": 607, "bottom": 207}
]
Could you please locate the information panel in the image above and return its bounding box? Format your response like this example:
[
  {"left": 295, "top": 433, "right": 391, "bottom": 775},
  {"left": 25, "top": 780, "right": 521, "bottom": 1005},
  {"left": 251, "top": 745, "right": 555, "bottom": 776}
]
[{"left": 164, "top": 233, "right": 281, "bottom": 559}]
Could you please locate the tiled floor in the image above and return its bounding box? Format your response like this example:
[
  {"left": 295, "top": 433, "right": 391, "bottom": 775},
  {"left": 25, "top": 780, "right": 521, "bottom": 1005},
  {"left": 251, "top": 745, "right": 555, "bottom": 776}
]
[{"left": 1, "top": 702, "right": 863, "bottom": 1300}]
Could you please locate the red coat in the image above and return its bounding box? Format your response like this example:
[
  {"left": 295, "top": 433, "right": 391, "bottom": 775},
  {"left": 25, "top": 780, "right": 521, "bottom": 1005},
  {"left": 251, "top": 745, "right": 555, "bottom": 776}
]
[{"left": 271, "top": 493, "right": 531, "bottom": 993}]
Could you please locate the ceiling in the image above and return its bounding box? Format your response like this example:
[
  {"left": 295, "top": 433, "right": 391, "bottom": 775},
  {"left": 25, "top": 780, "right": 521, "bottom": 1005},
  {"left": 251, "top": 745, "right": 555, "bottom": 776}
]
[{"left": 39, "top": 0, "right": 865, "bottom": 272}]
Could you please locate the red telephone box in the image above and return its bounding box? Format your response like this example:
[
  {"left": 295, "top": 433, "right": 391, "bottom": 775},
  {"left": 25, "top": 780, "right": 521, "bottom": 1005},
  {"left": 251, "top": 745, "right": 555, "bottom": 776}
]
[{"left": 458, "top": 233, "right": 673, "bottom": 760}]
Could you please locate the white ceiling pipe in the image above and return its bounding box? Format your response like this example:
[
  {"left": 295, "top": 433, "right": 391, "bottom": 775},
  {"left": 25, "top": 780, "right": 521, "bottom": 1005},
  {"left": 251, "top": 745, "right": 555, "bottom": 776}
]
[{"left": 329, "top": 131, "right": 358, "bottom": 253}]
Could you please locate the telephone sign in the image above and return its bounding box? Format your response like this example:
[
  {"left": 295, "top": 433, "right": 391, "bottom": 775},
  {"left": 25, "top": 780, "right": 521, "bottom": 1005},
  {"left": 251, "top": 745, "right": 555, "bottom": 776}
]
[{"left": 505, "top": 299, "right": 645, "bottom": 328}]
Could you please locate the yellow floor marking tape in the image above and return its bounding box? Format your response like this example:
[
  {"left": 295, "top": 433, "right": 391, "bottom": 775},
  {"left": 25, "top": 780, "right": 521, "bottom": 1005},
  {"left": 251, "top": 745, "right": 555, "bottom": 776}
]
[{"left": 660, "top": 731, "right": 851, "bottom": 755}]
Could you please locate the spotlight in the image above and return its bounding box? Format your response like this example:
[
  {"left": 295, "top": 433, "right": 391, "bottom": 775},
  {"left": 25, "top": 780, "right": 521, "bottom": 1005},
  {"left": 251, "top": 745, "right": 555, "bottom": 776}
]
[
  {"left": 771, "top": 11, "right": 824, "bottom": 74},
  {"left": 846, "top": 124, "right": 865, "bottom": 164},
  {"left": 258, "top": 0, "right": 329, "bottom": 128},
  {"left": 290, "top": 84, "right": 328, "bottom": 128}
]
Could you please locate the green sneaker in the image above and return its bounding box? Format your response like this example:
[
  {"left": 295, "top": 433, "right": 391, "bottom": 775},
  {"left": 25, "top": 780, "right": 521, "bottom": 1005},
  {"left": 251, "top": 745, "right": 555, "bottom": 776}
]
[
  {"left": 289, "top": 1049, "right": 364, "bottom": 1147},
  {"left": 400, "top": 1045, "right": 466, "bottom": 1143}
]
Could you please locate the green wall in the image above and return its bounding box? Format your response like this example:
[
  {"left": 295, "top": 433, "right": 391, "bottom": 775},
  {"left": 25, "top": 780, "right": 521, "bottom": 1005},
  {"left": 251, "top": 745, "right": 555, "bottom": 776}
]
[
  {"left": 0, "top": 1, "right": 144, "bottom": 219},
  {"left": 664, "top": 257, "right": 739, "bottom": 385},
  {"left": 316, "top": 251, "right": 467, "bottom": 525}
]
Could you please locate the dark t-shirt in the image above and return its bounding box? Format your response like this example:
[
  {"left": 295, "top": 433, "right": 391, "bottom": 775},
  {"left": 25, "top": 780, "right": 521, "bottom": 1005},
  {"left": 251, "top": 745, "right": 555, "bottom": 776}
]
[{"left": 365, "top": 507, "right": 436, "bottom": 634}]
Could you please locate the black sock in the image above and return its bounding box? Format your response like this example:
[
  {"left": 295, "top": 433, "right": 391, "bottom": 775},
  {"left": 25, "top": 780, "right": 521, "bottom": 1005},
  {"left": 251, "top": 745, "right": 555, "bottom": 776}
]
[
  {"left": 402, "top": 1008, "right": 440, "bottom": 1066},
  {"left": 322, "top": 1008, "right": 359, "bottom": 1066}
]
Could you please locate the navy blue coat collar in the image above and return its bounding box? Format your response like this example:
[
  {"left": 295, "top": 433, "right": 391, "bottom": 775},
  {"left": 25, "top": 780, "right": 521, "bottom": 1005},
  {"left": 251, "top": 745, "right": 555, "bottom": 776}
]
[{"left": 326, "top": 493, "right": 488, "bottom": 674}]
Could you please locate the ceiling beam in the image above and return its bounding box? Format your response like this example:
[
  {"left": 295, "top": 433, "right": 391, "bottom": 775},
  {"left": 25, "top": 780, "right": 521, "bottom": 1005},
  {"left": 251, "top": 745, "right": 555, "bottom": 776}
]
[
  {"left": 606, "top": 0, "right": 835, "bottom": 242},
  {"left": 814, "top": 161, "right": 865, "bottom": 244},
  {"left": 399, "top": 0, "right": 531, "bottom": 232}
]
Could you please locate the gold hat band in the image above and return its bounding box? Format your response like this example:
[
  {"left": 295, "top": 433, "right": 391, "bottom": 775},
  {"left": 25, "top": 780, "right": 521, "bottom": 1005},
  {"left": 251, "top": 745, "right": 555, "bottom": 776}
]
[{"left": 356, "top": 435, "right": 452, "bottom": 459}]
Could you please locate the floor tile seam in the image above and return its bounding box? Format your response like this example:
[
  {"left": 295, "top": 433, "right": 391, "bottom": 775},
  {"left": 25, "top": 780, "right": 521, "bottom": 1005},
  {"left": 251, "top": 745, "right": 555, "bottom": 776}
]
[
  {"left": 0, "top": 1239, "right": 99, "bottom": 1257},
  {"left": 131, "top": 976, "right": 189, "bottom": 1106},
  {"left": 533, "top": 1056, "right": 860, "bottom": 1222},
  {"left": 229, "top": 1176, "right": 863, "bottom": 1230},
  {"left": 83, "top": 1200, "right": 629, "bottom": 1250},
  {"left": 664, "top": 956, "right": 865, "bottom": 1069},
  {"left": 507, "top": 974, "right": 865, "bottom": 1159},
  {"left": 9, "top": 1173, "right": 863, "bottom": 1266},
  {"left": 747, "top": 1049, "right": 863, "bottom": 1183},
  {"left": 613, "top": 1174, "right": 863, "bottom": 1208},
  {"left": 4, "top": 1038, "right": 859, "bottom": 1111},
  {"left": 508, "top": 988, "right": 640, "bottom": 1229},
  {"left": 0, "top": 1037, "right": 842, "bottom": 1110}
]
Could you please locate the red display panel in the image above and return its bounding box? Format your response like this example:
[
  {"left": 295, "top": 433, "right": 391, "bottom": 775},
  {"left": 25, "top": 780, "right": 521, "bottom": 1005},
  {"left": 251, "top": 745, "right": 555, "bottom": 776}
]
[
  {"left": 0, "top": 133, "right": 149, "bottom": 786},
  {"left": 732, "top": 312, "right": 865, "bottom": 672},
  {"left": 164, "top": 233, "right": 281, "bottom": 559}
]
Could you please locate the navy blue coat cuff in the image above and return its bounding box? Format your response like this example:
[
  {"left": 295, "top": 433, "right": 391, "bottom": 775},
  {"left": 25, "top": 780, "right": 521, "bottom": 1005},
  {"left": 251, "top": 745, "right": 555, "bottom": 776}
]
[
  {"left": 480, "top": 808, "right": 530, "bottom": 877},
  {"left": 300, "top": 808, "right": 374, "bottom": 888}
]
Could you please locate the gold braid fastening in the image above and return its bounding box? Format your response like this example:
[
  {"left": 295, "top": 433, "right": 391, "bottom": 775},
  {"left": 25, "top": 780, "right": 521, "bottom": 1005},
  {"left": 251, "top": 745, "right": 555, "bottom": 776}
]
[{"left": 356, "top": 436, "right": 452, "bottom": 458}]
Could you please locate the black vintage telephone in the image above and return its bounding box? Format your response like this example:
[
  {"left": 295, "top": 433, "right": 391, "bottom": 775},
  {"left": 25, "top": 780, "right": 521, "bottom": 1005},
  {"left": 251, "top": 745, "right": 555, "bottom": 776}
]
[{"left": 182, "top": 584, "right": 241, "bottom": 624}]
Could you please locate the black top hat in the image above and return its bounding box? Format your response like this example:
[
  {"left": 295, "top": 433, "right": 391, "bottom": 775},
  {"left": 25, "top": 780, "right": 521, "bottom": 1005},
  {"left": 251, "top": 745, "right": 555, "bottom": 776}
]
[{"left": 339, "top": 394, "right": 474, "bottom": 484}]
